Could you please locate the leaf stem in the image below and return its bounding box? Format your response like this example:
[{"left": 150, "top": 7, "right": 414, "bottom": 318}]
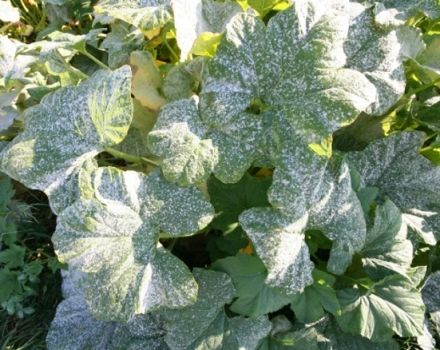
[
  {"left": 104, "top": 147, "right": 160, "bottom": 166},
  {"left": 404, "top": 76, "right": 440, "bottom": 99},
  {"left": 164, "top": 40, "right": 179, "bottom": 62},
  {"left": 81, "top": 50, "right": 110, "bottom": 70}
]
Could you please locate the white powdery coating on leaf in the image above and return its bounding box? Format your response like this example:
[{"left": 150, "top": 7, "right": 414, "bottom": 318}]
[
  {"left": 161, "top": 268, "right": 270, "bottom": 350},
  {"left": 239, "top": 208, "right": 314, "bottom": 295},
  {"left": 347, "top": 132, "right": 440, "bottom": 242},
  {"left": 94, "top": 0, "right": 172, "bottom": 32},
  {"left": 148, "top": 97, "right": 219, "bottom": 186},
  {"left": 152, "top": 1, "right": 380, "bottom": 186},
  {"left": 373, "top": 0, "right": 440, "bottom": 27},
  {"left": 344, "top": 2, "right": 406, "bottom": 115},
  {"left": 47, "top": 271, "right": 169, "bottom": 350},
  {"left": 267, "top": 145, "right": 366, "bottom": 276},
  {"left": 422, "top": 271, "right": 440, "bottom": 313},
  {"left": 0, "top": 66, "right": 133, "bottom": 214},
  {"left": 53, "top": 167, "right": 214, "bottom": 321}
]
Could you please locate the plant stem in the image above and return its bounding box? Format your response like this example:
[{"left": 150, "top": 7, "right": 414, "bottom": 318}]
[{"left": 104, "top": 147, "right": 160, "bottom": 166}]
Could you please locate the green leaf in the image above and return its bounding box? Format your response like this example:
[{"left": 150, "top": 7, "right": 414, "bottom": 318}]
[
  {"left": 0, "top": 268, "right": 20, "bottom": 302},
  {"left": 258, "top": 318, "right": 320, "bottom": 350},
  {"left": 161, "top": 268, "right": 271, "bottom": 350},
  {"left": 414, "top": 97, "right": 440, "bottom": 131},
  {"left": 409, "top": 36, "right": 440, "bottom": 83},
  {"left": 0, "top": 66, "right": 133, "bottom": 214},
  {"left": 53, "top": 167, "right": 214, "bottom": 321},
  {"left": 208, "top": 173, "right": 271, "bottom": 233},
  {"left": 94, "top": 0, "right": 172, "bottom": 34},
  {"left": 319, "top": 321, "right": 400, "bottom": 350},
  {"left": 148, "top": 97, "right": 218, "bottom": 186},
  {"left": 361, "top": 199, "right": 413, "bottom": 280},
  {"left": 347, "top": 132, "right": 440, "bottom": 243},
  {"left": 336, "top": 274, "right": 425, "bottom": 341},
  {"left": 47, "top": 272, "right": 169, "bottom": 350},
  {"left": 290, "top": 269, "right": 340, "bottom": 323},
  {"left": 0, "top": 244, "right": 25, "bottom": 268},
  {"left": 212, "top": 253, "right": 290, "bottom": 317}
]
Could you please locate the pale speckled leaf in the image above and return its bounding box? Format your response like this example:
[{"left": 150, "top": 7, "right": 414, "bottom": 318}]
[
  {"left": 172, "top": 0, "right": 240, "bottom": 61},
  {"left": 101, "top": 22, "right": 144, "bottom": 69},
  {"left": 151, "top": 3, "right": 378, "bottom": 185},
  {"left": 48, "top": 158, "right": 97, "bottom": 215},
  {"left": 402, "top": 212, "right": 437, "bottom": 246},
  {"left": 94, "top": 0, "right": 172, "bottom": 33},
  {"left": 422, "top": 271, "right": 440, "bottom": 314},
  {"left": 344, "top": 2, "right": 408, "bottom": 115},
  {"left": 162, "top": 268, "right": 271, "bottom": 350},
  {"left": 162, "top": 57, "right": 206, "bottom": 101},
  {"left": 0, "top": 36, "right": 36, "bottom": 87},
  {"left": 53, "top": 167, "right": 214, "bottom": 321},
  {"left": 373, "top": 0, "right": 440, "bottom": 27},
  {"left": 347, "top": 132, "right": 440, "bottom": 242},
  {"left": 336, "top": 274, "right": 425, "bottom": 341},
  {"left": 239, "top": 207, "right": 314, "bottom": 296},
  {"left": 0, "top": 66, "right": 132, "bottom": 214},
  {"left": 201, "top": 0, "right": 241, "bottom": 33},
  {"left": 268, "top": 147, "right": 366, "bottom": 275},
  {"left": 361, "top": 199, "right": 413, "bottom": 280},
  {"left": 211, "top": 253, "right": 291, "bottom": 317},
  {"left": 47, "top": 271, "right": 169, "bottom": 350},
  {"left": 148, "top": 98, "right": 218, "bottom": 186}
]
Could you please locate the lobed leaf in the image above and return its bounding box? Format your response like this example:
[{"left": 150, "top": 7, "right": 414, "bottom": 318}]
[
  {"left": 94, "top": 0, "right": 172, "bottom": 34},
  {"left": 47, "top": 270, "right": 169, "bottom": 350},
  {"left": 53, "top": 166, "right": 214, "bottom": 321},
  {"left": 212, "top": 254, "right": 291, "bottom": 317},
  {"left": 336, "top": 274, "right": 425, "bottom": 341},
  {"left": 161, "top": 268, "right": 271, "bottom": 350},
  {"left": 0, "top": 66, "right": 133, "bottom": 214},
  {"left": 347, "top": 132, "right": 440, "bottom": 243}
]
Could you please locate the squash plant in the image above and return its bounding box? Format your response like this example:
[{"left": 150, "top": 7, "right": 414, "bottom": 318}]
[{"left": 1, "top": 0, "right": 440, "bottom": 348}]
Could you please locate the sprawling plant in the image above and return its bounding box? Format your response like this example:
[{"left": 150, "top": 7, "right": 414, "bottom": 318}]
[{"left": 1, "top": 0, "right": 440, "bottom": 348}]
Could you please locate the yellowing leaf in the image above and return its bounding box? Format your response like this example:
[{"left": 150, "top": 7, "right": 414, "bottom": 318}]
[
  {"left": 240, "top": 242, "right": 254, "bottom": 255},
  {"left": 129, "top": 51, "right": 166, "bottom": 111},
  {"left": 191, "top": 32, "right": 222, "bottom": 58},
  {"left": 308, "top": 136, "right": 333, "bottom": 159}
]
